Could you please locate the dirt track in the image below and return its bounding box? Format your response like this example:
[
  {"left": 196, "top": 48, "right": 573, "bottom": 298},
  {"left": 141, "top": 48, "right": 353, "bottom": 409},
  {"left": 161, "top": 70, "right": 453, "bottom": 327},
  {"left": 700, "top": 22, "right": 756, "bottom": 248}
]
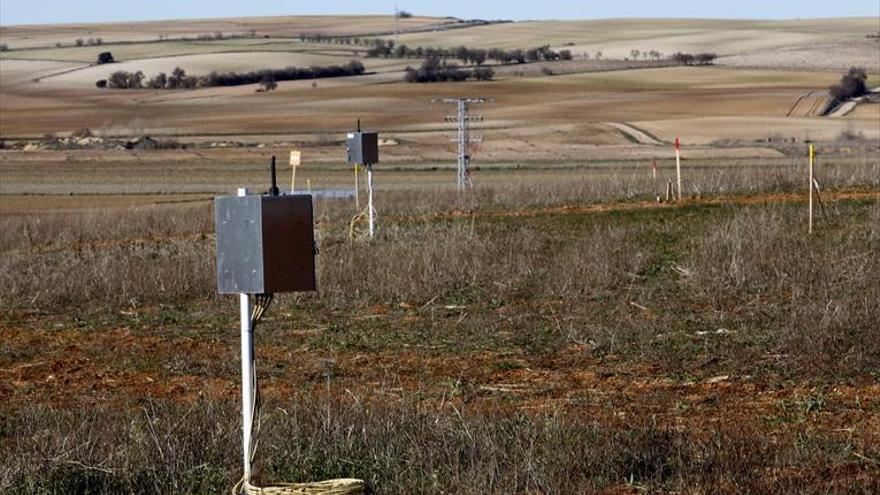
[{"left": 606, "top": 122, "right": 665, "bottom": 145}]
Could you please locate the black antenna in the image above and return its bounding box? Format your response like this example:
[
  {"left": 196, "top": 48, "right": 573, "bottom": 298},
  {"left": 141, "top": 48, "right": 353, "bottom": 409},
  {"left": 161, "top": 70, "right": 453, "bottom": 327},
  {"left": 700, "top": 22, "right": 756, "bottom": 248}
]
[
  {"left": 269, "top": 156, "right": 279, "bottom": 196},
  {"left": 357, "top": 119, "right": 361, "bottom": 132}
]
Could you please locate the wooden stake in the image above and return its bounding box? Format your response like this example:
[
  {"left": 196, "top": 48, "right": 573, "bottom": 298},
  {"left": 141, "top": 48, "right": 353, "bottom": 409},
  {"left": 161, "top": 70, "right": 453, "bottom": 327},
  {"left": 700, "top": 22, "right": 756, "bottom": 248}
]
[
  {"left": 675, "top": 137, "right": 682, "bottom": 201},
  {"left": 289, "top": 150, "right": 301, "bottom": 193}
]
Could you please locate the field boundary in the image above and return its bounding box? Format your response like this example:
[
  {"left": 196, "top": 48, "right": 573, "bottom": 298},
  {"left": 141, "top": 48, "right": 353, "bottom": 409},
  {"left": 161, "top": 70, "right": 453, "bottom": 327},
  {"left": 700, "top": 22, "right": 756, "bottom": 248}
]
[{"left": 389, "top": 187, "right": 880, "bottom": 222}]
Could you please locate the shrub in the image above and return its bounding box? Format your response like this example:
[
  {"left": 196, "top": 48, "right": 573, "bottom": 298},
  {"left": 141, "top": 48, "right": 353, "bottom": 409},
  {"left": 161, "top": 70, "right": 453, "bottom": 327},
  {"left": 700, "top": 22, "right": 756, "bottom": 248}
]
[
  {"left": 672, "top": 52, "right": 716, "bottom": 66},
  {"left": 260, "top": 75, "right": 278, "bottom": 91},
  {"left": 695, "top": 53, "right": 717, "bottom": 65},
  {"left": 75, "top": 38, "right": 84, "bottom": 47},
  {"left": 672, "top": 52, "right": 695, "bottom": 65},
  {"left": 107, "top": 70, "right": 144, "bottom": 89},
  {"left": 167, "top": 67, "right": 187, "bottom": 89},
  {"left": 0, "top": 43, "right": 8, "bottom": 52},
  {"left": 146, "top": 72, "right": 167, "bottom": 89},
  {"left": 473, "top": 66, "right": 495, "bottom": 81},
  {"left": 830, "top": 67, "right": 868, "bottom": 100},
  {"left": 96, "top": 52, "right": 114, "bottom": 64},
  {"left": 95, "top": 79, "right": 107, "bottom": 88}
]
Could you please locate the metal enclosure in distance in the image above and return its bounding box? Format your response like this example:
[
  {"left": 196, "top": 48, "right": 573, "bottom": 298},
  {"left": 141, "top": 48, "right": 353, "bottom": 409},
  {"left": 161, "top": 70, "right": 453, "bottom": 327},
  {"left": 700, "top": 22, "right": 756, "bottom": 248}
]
[
  {"left": 346, "top": 131, "right": 379, "bottom": 165},
  {"left": 215, "top": 194, "right": 316, "bottom": 294}
]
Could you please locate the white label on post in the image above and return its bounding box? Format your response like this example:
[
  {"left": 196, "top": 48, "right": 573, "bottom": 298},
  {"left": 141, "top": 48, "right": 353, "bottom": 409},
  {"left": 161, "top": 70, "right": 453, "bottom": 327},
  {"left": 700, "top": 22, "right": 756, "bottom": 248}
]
[{"left": 289, "top": 150, "right": 301, "bottom": 166}]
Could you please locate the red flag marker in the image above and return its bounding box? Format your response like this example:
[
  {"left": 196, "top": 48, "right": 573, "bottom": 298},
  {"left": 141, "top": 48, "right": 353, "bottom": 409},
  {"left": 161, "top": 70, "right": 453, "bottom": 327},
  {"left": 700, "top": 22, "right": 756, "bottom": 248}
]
[{"left": 675, "top": 137, "right": 680, "bottom": 151}]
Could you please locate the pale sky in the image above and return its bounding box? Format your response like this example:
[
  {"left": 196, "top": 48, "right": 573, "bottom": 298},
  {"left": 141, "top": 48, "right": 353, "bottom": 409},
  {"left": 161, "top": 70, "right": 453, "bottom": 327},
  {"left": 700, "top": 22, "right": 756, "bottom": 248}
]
[{"left": 1, "top": 0, "right": 878, "bottom": 26}]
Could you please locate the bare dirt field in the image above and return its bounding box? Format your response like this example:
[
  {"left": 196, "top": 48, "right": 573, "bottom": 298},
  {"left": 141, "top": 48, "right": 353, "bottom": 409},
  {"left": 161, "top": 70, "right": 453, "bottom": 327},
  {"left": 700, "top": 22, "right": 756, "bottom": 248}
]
[
  {"left": 372, "top": 17, "right": 879, "bottom": 62},
  {"left": 0, "top": 15, "right": 452, "bottom": 48},
  {"left": 1, "top": 13, "right": 879, "bottom": 494},
  {"left": 719, "top": 39, "right": 880, "bottom": 72},
  {"left": 42, "top": 52, "right": 411, "bottom": 85}
]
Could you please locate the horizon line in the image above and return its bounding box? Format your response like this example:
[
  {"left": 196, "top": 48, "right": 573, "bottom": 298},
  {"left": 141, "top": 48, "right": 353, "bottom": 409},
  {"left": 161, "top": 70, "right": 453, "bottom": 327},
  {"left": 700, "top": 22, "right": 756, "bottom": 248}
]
[{"left": 2, "top": 13, "right": 878, "bottom": 29}]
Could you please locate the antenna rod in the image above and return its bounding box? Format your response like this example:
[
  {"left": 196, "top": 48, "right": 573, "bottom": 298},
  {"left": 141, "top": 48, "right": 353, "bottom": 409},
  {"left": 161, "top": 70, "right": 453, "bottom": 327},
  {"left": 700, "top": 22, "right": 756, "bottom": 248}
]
[
  {"left": 269, "top": 156, "right": 279, "bottom": 196},
  {"left": 357, "top": 119, "right": 361, "bottom": 132}
]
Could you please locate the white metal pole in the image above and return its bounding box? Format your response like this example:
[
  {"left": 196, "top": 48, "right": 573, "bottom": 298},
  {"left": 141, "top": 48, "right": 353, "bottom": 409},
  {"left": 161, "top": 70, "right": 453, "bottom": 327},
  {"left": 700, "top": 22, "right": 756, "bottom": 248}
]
[
  {"left": 809, "top": 144, "right": 814, "bottom": 234},
  {"left": 458, "top": 100, "right": 466, "bottom": 192},
  {"left": 675, "top": 137, "right": 682, "bottom": 201},
  {"left": 237, "top": 187, "right": 254, "bottom": 482},
  {"left": 367, "top": 165, "right": 375, "bottom": 238},
  {"left": 354, "top": 163, "right": 360, "bottom": 209}
]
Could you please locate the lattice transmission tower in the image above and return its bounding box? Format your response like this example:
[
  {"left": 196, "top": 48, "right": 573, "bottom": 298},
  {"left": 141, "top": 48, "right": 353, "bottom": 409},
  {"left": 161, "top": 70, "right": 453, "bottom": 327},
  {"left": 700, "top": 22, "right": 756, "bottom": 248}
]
[{"left": 436, "top": 97, "right": 488, "bottom": 191}]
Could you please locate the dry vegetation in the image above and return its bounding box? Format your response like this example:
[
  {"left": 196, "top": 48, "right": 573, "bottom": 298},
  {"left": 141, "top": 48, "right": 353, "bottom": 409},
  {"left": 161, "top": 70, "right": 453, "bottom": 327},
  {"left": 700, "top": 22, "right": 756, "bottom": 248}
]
[{"left": 2, "top": 157, "right": 879, "bottom": 492}]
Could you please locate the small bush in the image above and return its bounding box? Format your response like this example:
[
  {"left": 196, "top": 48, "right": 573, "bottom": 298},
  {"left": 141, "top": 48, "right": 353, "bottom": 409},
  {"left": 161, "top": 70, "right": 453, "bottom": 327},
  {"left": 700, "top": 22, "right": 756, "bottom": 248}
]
[
  {"left": 830, "top": 67, "right": 868, "bottom": 100},
  {"left": 671, "top": 52, "right": 717, "bottom": 66},
  {"left": 107, "top": 70, "right": 144, "bottom": 89},
  {"left": 259, "top": 75, "right": 278, "bottom": 91},
  {"left": 146, "top": 72, "right": 167, "bottom": 89},
  {"left": 96, "top": 52, "right": 114, "bottom": 64},
  {"left": 473, "top": 66, "right": 495, "bottom": 81}
]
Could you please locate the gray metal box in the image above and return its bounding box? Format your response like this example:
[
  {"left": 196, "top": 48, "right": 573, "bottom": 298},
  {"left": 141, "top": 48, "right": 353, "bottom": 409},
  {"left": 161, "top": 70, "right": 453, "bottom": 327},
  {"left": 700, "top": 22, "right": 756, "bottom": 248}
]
[
  {"left": 214, "top": 194, "right": 316, "bottom": 294},
  {"left": 346, "top": 131, "right": 379, "bottom": 165}
]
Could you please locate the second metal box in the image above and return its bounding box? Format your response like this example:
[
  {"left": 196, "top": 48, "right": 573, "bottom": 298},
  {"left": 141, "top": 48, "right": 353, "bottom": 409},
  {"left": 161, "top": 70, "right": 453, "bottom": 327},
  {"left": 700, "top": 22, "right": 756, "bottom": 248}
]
[{"left": 346, "top": 131, "right": 379, "bottom": 165}]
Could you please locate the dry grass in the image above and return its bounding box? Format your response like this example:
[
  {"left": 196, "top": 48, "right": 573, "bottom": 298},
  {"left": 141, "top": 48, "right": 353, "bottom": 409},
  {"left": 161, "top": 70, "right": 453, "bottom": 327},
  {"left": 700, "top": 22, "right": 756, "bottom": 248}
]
[
  {"left": 1, "top": 176, "right": 878, "bottom": 492},
  {"left": 1, "top": 157, "right": 877, "bottom": 309},
  {"left": 2, "top": 395, "right": 877, "bottom": 494},
  {"left": 1, "top": 14, "right": 880, "bottom": 492}
]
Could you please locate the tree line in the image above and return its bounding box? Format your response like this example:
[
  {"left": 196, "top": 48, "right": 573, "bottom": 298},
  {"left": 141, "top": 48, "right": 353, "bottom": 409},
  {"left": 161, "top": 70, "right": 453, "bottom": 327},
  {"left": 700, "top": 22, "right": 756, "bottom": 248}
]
[
  {"left": 298, "top": 34, "right": 572, "bottom": 65},
  {"left": 404, "top": 56, "right": 494, "bottom": 83},
  {"left": 670, "top": 52, "right": 718, "bottom": 66},
  {"left": 97, "top": 60, "right": 366, "bottom": 89},
  {"left": 366, "top": 41, "right": 573, "bottom": 65}
]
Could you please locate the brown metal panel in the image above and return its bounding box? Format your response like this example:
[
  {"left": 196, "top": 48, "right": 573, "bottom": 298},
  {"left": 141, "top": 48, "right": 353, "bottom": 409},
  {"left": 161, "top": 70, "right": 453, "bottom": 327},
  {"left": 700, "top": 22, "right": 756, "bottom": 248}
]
[{"left": 260, "top": 195, "right": 317, "bottom": 292}]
